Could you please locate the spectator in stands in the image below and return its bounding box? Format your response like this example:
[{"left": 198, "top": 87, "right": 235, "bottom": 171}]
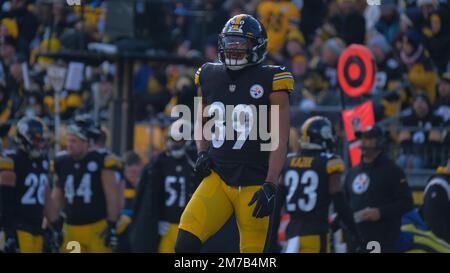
[
  {"left": 275, "top": 30, "right": 305, "bottom": 66},
  {"left": 146, "top": 0, "right": 172, "bottom": 50},
  {"left": 163, "top": 71, "right": 196, "bottom": 119},
  {"left": 416, "top": 0, "right": 438, "bottom": 33},
  {"left": 132, "top": 63, "right": 169, "bottom": 121},
  {"left": 393, "top": 12, "right": 415, "bottom": 54},
  {"left": 283, "top": 31, "right": 305, "bottom": 60},
  {"left": 318, "top": 37, "right": 344, "bottom": 90},
  {"left": 256, "top": 0, "right": 301, "bottom": 56},
  {"left": 375, "top": 0, "right": 400, "bottom": 43},
  {"left": 368, "top": 33, "right": 404, "bottom": 117},
  {"left": 0, "top": 18, "right": 18, "bottom": 40},
  {"left": 397, "top": 94, "right": 443, "bottom": 169},
  {"left": 0, "top": 35, "right": 17, "bottom": 67},
  {"left": 399, "top": 30, "right": 437, "bottom": 104},
  {"left": 30, "top": 37, "right": 61, "bottom": 69},
  {"left": 290, "top": 54, "right": 309, "bottom": 108},
  {"left": 187, "top": 0, "right": 229, "bottom": 51},
  {"left": 0, "top": 83, "right": 13, "bottom": 140},
  {"left": 300, "top": 0, "right": 328, "bottom": 45},
  {"left": 330, "top": 0, "right": 366, "bottom": 45},
  {"left": 308, "top": 23, "right": 337, "bottom": 59},
  {"left": 203, "top": 35, "right": 218, "bottom": 62},
  {"left": 0, "top": 0, "right": 38, "bottom": 57},
  {"left": 304, "top": 37, "right": 345, "bottom": 107},
  {"left": 424, "top": 11, "right": 450, "bottom": 73},
  {"left": 434, "top": 71, "right": 450, "bottom": 124}
]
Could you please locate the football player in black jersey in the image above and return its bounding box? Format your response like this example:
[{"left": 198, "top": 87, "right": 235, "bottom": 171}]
[
  {"left": 51, "top": 117, "right": 122, "bottom": 253},
  {"left": 279, "top": 116, "right": 357, "bottom": 253},
  {"left": 175, "top": 14, "right": 292, "bottom": 253},
  {"left": 0, "top": 117, "right": 54, "bottom": 252},
  {"left": 74, "top": 114, "right": 125, "bottom": 229},
  {"left": 132, "top": 119, "right": 200, "bottom": 252}
]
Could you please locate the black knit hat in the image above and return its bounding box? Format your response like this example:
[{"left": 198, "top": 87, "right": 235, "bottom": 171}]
[
  {"left": 404, "top": 30, "right": 422, "bottom": 51},
  {"left": 0, "top": 35, "right": 17, "bottom": 48}
]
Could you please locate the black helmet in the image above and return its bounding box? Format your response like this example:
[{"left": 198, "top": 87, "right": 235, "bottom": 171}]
[
  {"left": 300, "top": 116, "right": 335, "bottom": 150},
  {"left": 218, "top": 14, "right": 268, "bottom": 70},
  {"left": 67, "top": 114, "right": 101, "bottom": 143},
  {"left": 16, "top": 116, "right": 48, "bottom": 158}
]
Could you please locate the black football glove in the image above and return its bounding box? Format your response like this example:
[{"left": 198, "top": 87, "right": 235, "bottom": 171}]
[
  {"left": 44, "top": 220, "right": 64, "bottom": 253},
  {"left": 101, "top": 221, "right": 118, "bottom": 250},
  {"left": 194, "top": 151, "right": 212, "bottom": 178},
  {"left": 248, "top": 182, "right": 277, "bottom": 218},
  {"left": 4, "top": 230, "right": 20, "bottom": 253}
]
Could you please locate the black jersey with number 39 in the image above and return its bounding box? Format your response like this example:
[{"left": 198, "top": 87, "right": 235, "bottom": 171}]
[
  {"left": 195, "top": 62, "right": 294, "bottom": 186},
  {"left": 281, "top": 150, "right": 345, "bottom": 237},
  {"left": 54, "top": 150, "right": 122, "bottom": 225},
  {"left": 0, "top": 149, "right": 50, "bottom": 233}
]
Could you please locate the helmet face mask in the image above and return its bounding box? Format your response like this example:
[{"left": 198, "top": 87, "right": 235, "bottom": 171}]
[
  {"left": 220, "top": 35, "right": 253, "bottom": 70},
  {"left": 29, "top": 134, "right": 46, "bottom": 158},
  {"left": 166, "top": 137, "right": 187, "bottom": 159},
  {"left": 167, "top": 118, "right": 192, "bottom": 159}
]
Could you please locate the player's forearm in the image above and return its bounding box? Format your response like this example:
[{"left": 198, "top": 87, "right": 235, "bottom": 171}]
[
  {"left": 106, "top": 195, "right": 120, "bottom": 222},
  {"left": 50, "top": 187, "right": 65, "bottom": 219},
  {"left": 118, "top": 180, "right": 125, "bottom": 212},
  {"left": 266, "top": 143, "right": 287, "bottom": 183},
  {"left": 266, "top": 93, "right": 290, "bottom": 184},
  {"left": 265, "top": 121, "right": 289, "bottom": 183},
  {"left": 102, "top": 170, "right": 120, "bottom": 222},
  {"left": 194, "top": 95, "right": 209, "bottom": 153},
  {"left": 44, "top": 186, "right": 59, "bottom": 223}
]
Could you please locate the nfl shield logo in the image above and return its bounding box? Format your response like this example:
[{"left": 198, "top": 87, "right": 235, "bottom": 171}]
[{"left": 229, "top": 84, "right": 236, "bottom": 92}]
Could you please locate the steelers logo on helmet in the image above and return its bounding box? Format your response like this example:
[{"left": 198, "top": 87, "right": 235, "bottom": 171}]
[
  {"left": 219, "top": 14, "right": 268, "bottom": 70},
  {"left": 249, "top": 84, "right": 264, "bottom": 99},
  {"left": 338, "top": 44, "right": 376, "bottom": 97},
  {"left": 352, "top": 172, "right": 370, "bottom": 194}
]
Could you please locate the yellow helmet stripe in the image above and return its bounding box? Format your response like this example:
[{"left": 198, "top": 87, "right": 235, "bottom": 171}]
[{"left": 233, "top": 15, "right": 243, "bottom": 29}]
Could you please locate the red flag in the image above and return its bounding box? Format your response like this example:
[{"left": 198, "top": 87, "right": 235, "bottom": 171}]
[
  {"left": 342, "top": 101, "right": 375, "bottom": 142},
  {"left": 349, "top": 141, "right": 362, "bottom": 167},
  {"left": 341, "top": 101, "right": 375, "bottom": 166}
]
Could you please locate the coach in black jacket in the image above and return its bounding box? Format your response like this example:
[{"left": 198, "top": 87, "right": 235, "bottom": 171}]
[{"left": 345, "top": 126, "right": 413, "bottom": 252}]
